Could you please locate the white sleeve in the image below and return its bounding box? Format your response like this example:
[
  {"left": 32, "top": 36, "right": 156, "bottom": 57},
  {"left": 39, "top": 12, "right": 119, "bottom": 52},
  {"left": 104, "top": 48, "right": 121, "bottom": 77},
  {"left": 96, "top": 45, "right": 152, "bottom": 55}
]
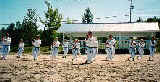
[
  {"left": 39, "top": 40, "right": 41, "bottom": 45},
  {"left": 22, "top": 43, "right": 24, "bottom": 48}
]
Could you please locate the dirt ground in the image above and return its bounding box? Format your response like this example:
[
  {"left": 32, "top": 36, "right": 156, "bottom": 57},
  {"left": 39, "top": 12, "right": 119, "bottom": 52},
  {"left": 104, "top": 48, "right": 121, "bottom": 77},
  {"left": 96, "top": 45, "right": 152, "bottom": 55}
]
[{"left": 0, "top": 53, "right": 160, "bottom": 82}]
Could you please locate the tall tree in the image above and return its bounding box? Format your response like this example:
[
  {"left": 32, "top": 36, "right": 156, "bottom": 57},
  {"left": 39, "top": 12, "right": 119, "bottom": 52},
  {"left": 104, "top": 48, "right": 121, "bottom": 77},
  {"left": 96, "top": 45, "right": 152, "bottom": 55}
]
[
  {"left": 82, "top": 8, "right": 94, "bottom": 24},
  {"left": 40, "top": 1, "right": 62, "bottom": 45},
  {"left": 22, "top": 9, "right": 39, "bottom": 44},
  {"left": 146, "top": 16, "right": 159, "bottom": 22}
]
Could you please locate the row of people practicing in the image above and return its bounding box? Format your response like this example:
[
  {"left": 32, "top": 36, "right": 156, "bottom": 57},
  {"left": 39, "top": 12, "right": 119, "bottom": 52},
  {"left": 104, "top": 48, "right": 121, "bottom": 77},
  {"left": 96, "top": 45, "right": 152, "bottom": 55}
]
[{"left": 0, "top": 32, "right": 157, "bottom": 63}]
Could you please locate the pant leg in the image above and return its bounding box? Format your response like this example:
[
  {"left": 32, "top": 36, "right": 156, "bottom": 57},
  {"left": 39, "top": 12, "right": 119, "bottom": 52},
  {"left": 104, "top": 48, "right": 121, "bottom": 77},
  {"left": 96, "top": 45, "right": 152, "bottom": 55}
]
[
  {"left": 87, "top": 48, "right": 92, "bottom": 62},
  {"left": 18, "top": 48, "right": 23, "bottom": 57},
  {"left": 139, "top": 47, "right": 144, "bottom": 57},
  {"left": 2, "top": 46, "right": 9, "bottom": 59},
  {"left": 34, "top": 48, "right": 38, "bottom": 59},
  {"left": 32, "top": 47, "right": 38, "bottom": 60},
  {"left": 2, "top": 45, "right": 6, "bottom": 58},
  {"left": 72, "top": 49, "right": 78, "bottom": 60},
  {"left": 109, "top": 48, "right": 113, "bottom": 60},
  {"left": 53, "top": 48, "right": 58, "bottom": 57},
  {"left": 35, "top": 48, "right": 40, "bottom": 59},
  {"left": 150, "top": 47, "right": 155, "bottom": 57},
  {"left": 131, "top": 48, "right": 135, "bottom": 59},
  {"left": 64, "top": 48, "right": 68, "bottom": 56},
  {"left": 106, "top": 48, "right": 111, "bottom": 60},
  {"left": 129, "top": 47, "right": 132, "bottom": 54},
  {"left": 85, "top": 47, "right": 88, "bottom": 54},
  {"left": 92, "top": 48, "right": 97, "bottom": 59},
  {"left": 112, "top": 47, "right": 115, "bottom": 55}
]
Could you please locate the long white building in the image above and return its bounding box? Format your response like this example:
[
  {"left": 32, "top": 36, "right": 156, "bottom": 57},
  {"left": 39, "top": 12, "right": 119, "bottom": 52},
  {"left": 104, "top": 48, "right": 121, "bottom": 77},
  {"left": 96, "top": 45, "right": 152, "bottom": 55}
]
[{"left": 57, "top": 22, "right": 159, "bottom": 50}]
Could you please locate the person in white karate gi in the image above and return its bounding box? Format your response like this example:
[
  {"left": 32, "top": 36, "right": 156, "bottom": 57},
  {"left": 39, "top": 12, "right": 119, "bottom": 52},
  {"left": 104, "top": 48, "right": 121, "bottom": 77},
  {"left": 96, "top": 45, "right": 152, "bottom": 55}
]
[
  {"left": 111, "top": 36, "right": 116, "bottom": 56},
  {"left": 50, "top": 37, "right": 60, "bottom": 59},
  {"left": 138, "top": 39, "right": 145, "bottom": 59},
  {"left": 17, "top": 39, "right": 24, "bottom": 58},
  {"left": 32, "top": 35, "right": 41, "bottom": 60},
  {"left": 149, "top": 36, "right": 157, "bottom": 61},
  {"left": 85, "top": 31, "right": 97, "bottom": 64},
  {"left": 1, "top": 33, "right": 11, "bottom": 60},
  {"left": 72, "top": 39, "right": 80, "bottom": 61},
  {"left": 128, "top": 37, "right": 137, "bottom": 61},
  {"left": 62, "top": 39, "right": 69, "bottom": 58},
  {"left": 105, "top": 35, "right": 115, "bottom": 61},
  {"left": 0, "top": 36, "right": 4, "bottom": 58}
]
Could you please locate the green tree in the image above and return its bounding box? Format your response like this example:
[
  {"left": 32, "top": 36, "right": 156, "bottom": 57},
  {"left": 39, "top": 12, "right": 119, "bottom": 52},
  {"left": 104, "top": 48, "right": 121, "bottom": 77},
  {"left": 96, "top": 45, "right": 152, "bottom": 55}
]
[
  {"left": 22, "top": 9, "right": 39, "bottom": 45},
  {"left": 146, "top": 16, "right": 159, "bottom": 22},
  {"left": 40, "top": 1, "right": 62, "bottom": 45},
  {"left": 82, "top": 8, "right": 94, "bottom": 24}
]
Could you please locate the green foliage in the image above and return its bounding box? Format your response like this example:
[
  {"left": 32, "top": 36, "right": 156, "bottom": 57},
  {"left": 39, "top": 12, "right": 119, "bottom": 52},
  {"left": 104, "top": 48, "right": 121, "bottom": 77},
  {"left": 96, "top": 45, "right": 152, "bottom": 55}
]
[
  {"left": 157, "top": 40, "right": 160, "bottom": 53},
  {"left": 22, "top": 9, "right": 39, "bottom": 45},
  {"left": 82, "top": 7, "right": 94, "bottom": 24},
  {"left": 40, "top": 1, "right": 63, "bottom": 46},
  {"left": 146, "top": 16, "right": 160, "bottom": 22}
]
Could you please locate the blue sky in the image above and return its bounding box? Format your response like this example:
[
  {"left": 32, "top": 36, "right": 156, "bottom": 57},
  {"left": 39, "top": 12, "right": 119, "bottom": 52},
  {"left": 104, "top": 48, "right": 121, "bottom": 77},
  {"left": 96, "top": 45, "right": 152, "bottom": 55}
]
[{"left": 0, "top": 0, "right": 160, "bottom": 25}]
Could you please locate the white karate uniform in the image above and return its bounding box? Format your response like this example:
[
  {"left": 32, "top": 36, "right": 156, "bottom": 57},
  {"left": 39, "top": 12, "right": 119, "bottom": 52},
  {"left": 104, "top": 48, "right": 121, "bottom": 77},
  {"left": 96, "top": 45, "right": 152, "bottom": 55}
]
[
  {"left": 72, "top": 42, "right": 80, "bottom": 60},
  {"left": 17, "top": 42, "right": 24, "bottom": 57},
  {"left": 63, "top": 41, "right": 69, "bottom": 57},
  {"left": 2, "top": 37, "right": 11, "bottom": 60},
  {"left": 51, "top": 41, "right": 60, "bottom": 57},
  {"left": 149, "top": 40, "right": 157, "bottom": 57},
  {"left": 86, "top": 36, "right": 97, "bottom": 63},
  {"left": 130, "top": 40, "right": 137, "bottom": 61},
  {"left": 32, "top": 39, "right": 41, "bottom": 60},
  {"left": 138, "top": 41, "right": 145, "bottom": 58},
  {"left": 105, "top": 40, "right": 112, "bottom": 60},
  {"left": 111, "top": 38, "right": 116, "bottom": 55}
]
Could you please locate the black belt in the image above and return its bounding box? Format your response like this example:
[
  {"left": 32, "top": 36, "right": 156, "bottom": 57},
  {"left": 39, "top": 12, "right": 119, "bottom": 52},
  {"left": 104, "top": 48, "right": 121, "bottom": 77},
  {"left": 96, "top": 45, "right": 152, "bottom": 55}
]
[
  {"left": 35, "top": 47, "right": 40, "bottom": 48},
  {"left": 88, "top": 47, "right": 97, "bottom": 48},
  {"left": 53, "top": 47, "right": 59, "bottom": 48}
]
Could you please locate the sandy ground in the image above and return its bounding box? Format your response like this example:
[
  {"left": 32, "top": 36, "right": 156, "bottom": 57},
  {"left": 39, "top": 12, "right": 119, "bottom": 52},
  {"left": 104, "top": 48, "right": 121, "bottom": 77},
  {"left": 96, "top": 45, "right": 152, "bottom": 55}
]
[{"left": 0, "top": 53, "right": 160, "bottom": 82}]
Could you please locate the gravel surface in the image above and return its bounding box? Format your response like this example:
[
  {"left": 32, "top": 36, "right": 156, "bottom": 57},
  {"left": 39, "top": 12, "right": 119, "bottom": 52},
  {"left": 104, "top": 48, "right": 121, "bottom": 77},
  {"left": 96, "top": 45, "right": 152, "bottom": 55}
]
[{"left": 0, "top": 54, "right": 160, "bottom": 82}]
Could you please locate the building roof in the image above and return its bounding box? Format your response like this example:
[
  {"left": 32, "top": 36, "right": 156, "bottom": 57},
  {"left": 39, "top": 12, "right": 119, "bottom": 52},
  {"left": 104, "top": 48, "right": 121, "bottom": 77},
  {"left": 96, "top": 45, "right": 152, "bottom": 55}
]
[
  {"left": 58, "top": 22, "right": 159, "bottom": 33},
  {"left": 57, "top": 22, "right": 159, "bottom": 37}
]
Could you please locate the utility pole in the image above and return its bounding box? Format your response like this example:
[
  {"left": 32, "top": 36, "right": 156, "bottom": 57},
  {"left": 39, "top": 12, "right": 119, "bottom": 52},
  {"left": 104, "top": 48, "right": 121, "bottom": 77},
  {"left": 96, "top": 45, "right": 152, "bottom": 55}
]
[{"left": 129, "top": 0, "right": 134, "bottom": 23}]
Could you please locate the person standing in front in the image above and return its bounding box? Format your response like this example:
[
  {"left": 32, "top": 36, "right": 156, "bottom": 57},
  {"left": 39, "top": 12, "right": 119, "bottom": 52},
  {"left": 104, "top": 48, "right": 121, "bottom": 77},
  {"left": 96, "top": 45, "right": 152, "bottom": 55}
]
[
  {"left": 105, "top": 35, "right": 115, "bottom": 61},
  {"left": 17, "top": 39, "right": 24, "bottom": 58},
  {"left": 32, "top": 35, "right": 41, "bottom": 60},
  {"left": 1, "top": 33, "right": 11, "bottom": 60},
  {"left": 62, "top": 39, "right": 69, "bottom": 58},
  {"left": 50, "top": 37, "right": 60, "bottom": 60},
  {"left": 72, "top": 39, "right": 80, "bottom": 62},
  {"left": 128, "top": 37, "right": 137, "bottom": 61},
  {"left": 138, "top": 39, "right": 145, "bottom": 59},
  {"left": 149, "top": 36, "right": 157, "bottom": 61},
  {"left": 85, "top": 31, "right": 97, "bottom": 64}
]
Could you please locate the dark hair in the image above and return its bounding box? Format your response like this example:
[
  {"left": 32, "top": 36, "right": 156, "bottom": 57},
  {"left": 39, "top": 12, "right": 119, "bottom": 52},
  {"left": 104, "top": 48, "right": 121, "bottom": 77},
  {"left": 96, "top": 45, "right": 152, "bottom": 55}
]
[
  {"left": 88, "top": 31, "right": 92, "bottom": 35},
  {"left": 109, "top": 35, "right": 112, "bottom": 38}
]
